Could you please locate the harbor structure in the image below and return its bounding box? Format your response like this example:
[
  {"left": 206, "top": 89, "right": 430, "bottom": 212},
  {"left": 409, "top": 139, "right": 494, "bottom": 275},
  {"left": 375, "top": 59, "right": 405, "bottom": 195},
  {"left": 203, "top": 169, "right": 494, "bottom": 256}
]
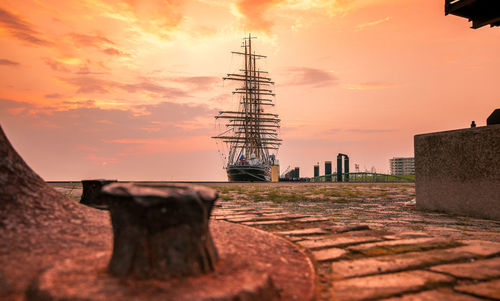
[
  {"left": 337, "top": 153, "right": 350, "bottom": 182},
  {"left": 325, "top": 161, "right": 332, "bottom": 182},
  {"left": 314, "top": 164, "right": 319, "bottom": 178}
]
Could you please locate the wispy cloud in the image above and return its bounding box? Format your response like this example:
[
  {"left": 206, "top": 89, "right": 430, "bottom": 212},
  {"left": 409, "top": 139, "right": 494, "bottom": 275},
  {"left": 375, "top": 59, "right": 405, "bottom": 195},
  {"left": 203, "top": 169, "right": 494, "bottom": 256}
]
[
  {"left": 87, "top": 153, "right": 119, "bottom": 166},
  {"left": 0, "top": 58, "right": 20, "bottom": 66},
  {"left": 0, "top": 6, "right": 50, "bottom": 46},
  {"left": 233, "top": 0, "right": 371, "bottom": 32},
  {"left": 163, "top": 76, "right": 219, "bottom": 91},
  {"left": 345, "top": 81, "right": 399, "bottom": 90},
  {"left": 57, "top": 70, "right": 219, "bottom": 97},
  {"left": 121, "top": 81, "right": 188, "bottom": 98},
  {"left": 0, "top": 98, "right": 215, "bottom": 145},
  {"left": 69, "top": 33, "right": 129, "bottom": 57},
  {"left": 43, "top": 58, "right": 71, "bottom": 72},
  {"left": 69, "top": 33, "right": 115, "bottom": 47},
  {"left": 235, "top": 0, "right": 285, "bottom": 32},
  {"left": 97, "top": 0, "right": 185, "bottom": 40},
  {"left": 101, "top": 47, "right": 129, "bottom": 56},
  {"left": 283, "top": 67, "right": 338, "bottom": 87},
  {"left": 345, "top": 128, "right": 393, "bottom": 133},
  {"left": 60, "top": 74, "right": 219, "bottom": 98},
  {"left": 44, "top": 93, "right": 63, "bottom": 99},
  {"left": 355, "top": 16, "right": 390, "bottom": 31}
]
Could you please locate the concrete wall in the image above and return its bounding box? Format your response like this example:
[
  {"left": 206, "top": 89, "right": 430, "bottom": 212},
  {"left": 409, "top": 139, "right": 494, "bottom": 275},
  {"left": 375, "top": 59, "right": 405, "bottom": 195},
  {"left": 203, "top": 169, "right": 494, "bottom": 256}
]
[{"left": 414, "top": 124, "right": 500, "bottom": 220}]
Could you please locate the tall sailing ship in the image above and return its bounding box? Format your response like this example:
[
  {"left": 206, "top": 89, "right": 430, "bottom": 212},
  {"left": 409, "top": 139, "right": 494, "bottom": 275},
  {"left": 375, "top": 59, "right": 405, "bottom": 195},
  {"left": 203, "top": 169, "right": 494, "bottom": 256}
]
[{"left": 212, "top": 35, "right": 281, "bottom": 182}]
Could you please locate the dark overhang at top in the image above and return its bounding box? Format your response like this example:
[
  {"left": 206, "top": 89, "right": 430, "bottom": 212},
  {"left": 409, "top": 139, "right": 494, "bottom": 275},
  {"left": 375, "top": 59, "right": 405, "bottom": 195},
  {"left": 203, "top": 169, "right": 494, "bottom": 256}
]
[{"left": 445, "top": 0, "right": 500, "bottom": 29}]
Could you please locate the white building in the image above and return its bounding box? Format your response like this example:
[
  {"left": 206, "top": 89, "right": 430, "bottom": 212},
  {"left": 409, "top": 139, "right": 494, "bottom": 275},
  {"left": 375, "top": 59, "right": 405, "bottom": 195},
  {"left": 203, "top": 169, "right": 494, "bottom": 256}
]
[{"left": 389, "top": 157, "right": 415, "bottom": 175}]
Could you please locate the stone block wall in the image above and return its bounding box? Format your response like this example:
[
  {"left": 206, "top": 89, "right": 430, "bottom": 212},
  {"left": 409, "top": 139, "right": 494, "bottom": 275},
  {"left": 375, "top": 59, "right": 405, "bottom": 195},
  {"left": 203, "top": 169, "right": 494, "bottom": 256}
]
[{"left": 414, "top": 124, "right": 500, "bottom": 220}]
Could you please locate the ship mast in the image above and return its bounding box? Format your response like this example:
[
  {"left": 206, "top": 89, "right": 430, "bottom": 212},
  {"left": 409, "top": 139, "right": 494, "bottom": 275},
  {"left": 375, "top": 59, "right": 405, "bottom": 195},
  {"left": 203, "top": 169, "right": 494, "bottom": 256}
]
[{"left": 212, "top": 34, "right": 281, "bottom": 166}]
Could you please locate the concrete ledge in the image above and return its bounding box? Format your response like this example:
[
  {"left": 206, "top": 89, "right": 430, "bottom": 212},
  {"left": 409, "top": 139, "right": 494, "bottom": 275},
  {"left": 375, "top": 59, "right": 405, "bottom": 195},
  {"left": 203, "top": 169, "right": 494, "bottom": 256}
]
[{"left": 414, "top": 125, "right": 500, "bottom": 220}]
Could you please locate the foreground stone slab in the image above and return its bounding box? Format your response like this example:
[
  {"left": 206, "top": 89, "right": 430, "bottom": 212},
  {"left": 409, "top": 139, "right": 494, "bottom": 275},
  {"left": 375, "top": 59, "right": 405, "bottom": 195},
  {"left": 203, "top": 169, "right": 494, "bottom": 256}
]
[
  {"left": 430, "top": 257, "right": 500, "bottom": 280},
  {"left": 224, "top": 215, "right": 260, "bottom": 222},
  {"left": 383, "top": 288, "right": 483, "bottom": 301},
  {"left": 454, "top": 279, "right": 500, "bottom": 300},
  {"left": 331, "top": 270, "right": 454, "bottom": 301},
  {"left": 312, "top": 248, "right": 347, "bottom": 262},
  {"left": 294, "top": 217, "right": 330, "bottom": 223},
  {"left": 331, "top": 242, "right": 500, "bottom": 279},
  {"left": 347, "top": 238, "right": 454, "bottom": 256},
  {"left": 414, "top": 124, "right": 500, "bottom": 220},
  {"left": 261, "top": 213, "right": 310, "bottom": 220},
  {"left": 276, "top": 228, "right": 329, "bottom": 236},
  {"left": 298, "top": 236, "right": 381, "bottom": 250},
  {"left": 29, "top": 221, "right": 315, "bottom": 301},
  {"left": 242, "top": 220, "right": 288, "bottom": 226},
  {"left": 462, "top": 240, "right": 500, "bottom": 256}
]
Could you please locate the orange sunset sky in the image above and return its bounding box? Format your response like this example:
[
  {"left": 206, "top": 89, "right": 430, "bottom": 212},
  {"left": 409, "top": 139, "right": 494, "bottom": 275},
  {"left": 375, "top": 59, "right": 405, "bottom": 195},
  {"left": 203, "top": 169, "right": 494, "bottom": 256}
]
[{"left": 0, "top": 0, "right": 498, "bottom": 181}]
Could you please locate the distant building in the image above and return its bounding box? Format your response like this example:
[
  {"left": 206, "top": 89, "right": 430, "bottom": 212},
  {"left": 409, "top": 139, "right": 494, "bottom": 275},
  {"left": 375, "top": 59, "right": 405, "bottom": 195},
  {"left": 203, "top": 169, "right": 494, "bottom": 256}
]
[{"left": 390, "top": 157, "right": 415, "bottom": 175}]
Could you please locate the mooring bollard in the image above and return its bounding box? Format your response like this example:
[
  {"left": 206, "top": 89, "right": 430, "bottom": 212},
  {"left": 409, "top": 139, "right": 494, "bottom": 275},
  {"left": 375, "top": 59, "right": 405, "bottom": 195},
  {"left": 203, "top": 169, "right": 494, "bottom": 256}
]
[
  {"left": 80, "top": 179, "right": 117, "bottom": 209},
  {"left": 98, "top": 183, "right": 219, "bottom": 279}
]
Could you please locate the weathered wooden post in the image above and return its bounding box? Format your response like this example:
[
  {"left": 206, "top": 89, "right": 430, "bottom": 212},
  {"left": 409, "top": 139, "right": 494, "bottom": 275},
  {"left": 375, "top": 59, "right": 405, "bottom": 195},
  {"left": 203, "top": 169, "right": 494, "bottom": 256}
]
[{"left": 99, "top": 183, "right": 219, "bottom": 279}]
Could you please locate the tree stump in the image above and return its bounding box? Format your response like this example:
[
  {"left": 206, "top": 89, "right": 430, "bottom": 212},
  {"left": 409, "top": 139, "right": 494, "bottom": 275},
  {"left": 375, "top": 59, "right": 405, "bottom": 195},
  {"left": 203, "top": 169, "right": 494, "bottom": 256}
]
[
  {"left": 80, "top": 179, "right": 117, "bottom": 209},
  {"left": 99, "top": 183, "right": 219, "bottom": 279}
]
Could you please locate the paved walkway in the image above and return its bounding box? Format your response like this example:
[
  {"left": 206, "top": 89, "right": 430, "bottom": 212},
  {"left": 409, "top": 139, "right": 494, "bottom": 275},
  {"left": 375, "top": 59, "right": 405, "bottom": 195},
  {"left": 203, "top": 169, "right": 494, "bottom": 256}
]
[
  {"left": 208, "top": 183, "right": 500, "bottom": 301},
  {"left": 52, "top": 182, "right": 500, "bottom": 300}
]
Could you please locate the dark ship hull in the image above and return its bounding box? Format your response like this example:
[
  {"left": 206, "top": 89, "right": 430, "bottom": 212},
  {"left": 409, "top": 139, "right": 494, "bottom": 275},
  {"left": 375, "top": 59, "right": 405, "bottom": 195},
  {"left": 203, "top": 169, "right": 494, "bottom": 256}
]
[{"left": 227, "top": 165, "right": 270, "bottom": 182}]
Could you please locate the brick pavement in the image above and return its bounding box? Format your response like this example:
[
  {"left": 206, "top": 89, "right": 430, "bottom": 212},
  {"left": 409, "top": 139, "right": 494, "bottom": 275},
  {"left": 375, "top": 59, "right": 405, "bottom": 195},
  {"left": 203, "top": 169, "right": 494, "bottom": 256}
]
[
  {"left": 52, "top": 182, "right": 500, "bottom": 300},
  {"left": 206, "top": 183, "right": 500, "bottom": 301}
]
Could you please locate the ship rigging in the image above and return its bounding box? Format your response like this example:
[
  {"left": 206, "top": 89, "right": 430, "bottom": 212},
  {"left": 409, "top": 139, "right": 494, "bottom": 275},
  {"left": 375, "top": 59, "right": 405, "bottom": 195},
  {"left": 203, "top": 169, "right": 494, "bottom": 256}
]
[{"left": 212, "top": 34, "right": 281, "bottom": 181}]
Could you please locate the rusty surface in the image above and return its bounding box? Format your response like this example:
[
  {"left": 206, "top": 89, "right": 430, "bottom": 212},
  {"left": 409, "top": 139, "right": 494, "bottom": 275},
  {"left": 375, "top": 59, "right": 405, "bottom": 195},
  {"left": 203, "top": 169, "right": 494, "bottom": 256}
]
[
  {"left": 102, "top": 183, "right": 219, "bottom": 279},
  {"left": 28, "top": 220, "right": 314, "bottom": 301},
  {"left": 28, "top": 221, "right": 314, "bottom": 300},
  {"left": 0, "top": 126, "right": 111, "bottom": 300}
]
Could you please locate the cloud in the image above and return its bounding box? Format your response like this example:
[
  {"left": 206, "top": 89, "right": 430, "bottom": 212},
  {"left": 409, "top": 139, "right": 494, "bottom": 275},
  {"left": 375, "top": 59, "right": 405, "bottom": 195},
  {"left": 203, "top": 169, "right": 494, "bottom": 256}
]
[
  {"left": 0, "top": 58, "right": 20, "bottom": 66},
  {"left": 104, "top": 136, "right": 212, "bottom": 155},
  {"left": 0, "top": 98, "right": 216, "bottom": 151},
  {"left": 44, "top": 93, "right": 63, "bottom": 99},
  {"left": 69, "top": 33, "right": 130, "bottom": 57},
  {"left": 43, "top": 58, "right": 71, "bottom": 72},
  {"left": 0, "top": 6, "right": 50, "bottom": 46},
  {"left": 86, "top": 153, "right": 119, "bottom": 166},
  {"left": 355, "top": 16, "right": 390, "bottom": 31},
  {"left": 283, "top": 67, "right": 338, "bottom": 87},
  {"left": 120, "top": 81, "right": 188, "bottom": 98},
  {"left": 102, "top": 47, "right": 129, "bottom": 56},
  {"left": 345, "top": 128, "right": 393, "bottom": 133},
  {"left": 61, "top": 77, "right": 112, "bottom": 94},
  {"left": 75, "top": 65, "right": 108, "bottom": 75},
  {"left": 345, "top": 81, "right": 399, "bottom": 90},
  {"left": 0, "top": 98, "right": 29, "bottom": 111},
  {"left": 235, "top": 0, "right": 285, "bottom": 32},
  {"left": 0, "top": 98, "right": 223, "bottom": 180},
  {"left": 208, "top": 93, "right": 230, "bottom": 105},
  {"left": 60, "top": 74, "right": 217, "bottom": 98},
  {"left": 233, "top": 0, "right": 364, "bottom": 32},
  {"left": 69, "top": 33, "right": 115, "bottom": 48},
  {"left": 98, "top": 0, "right": 185, "bottom": 39},
  {"left": 165, "top": 76, "right": 219, "bottom": 91}
]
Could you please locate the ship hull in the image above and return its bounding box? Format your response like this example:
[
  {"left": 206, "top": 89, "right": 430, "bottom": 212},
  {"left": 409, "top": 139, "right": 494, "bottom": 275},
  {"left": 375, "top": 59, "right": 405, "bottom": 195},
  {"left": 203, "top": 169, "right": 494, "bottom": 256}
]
[{"left": 227, "top": 165, "right": 270, "bottom": 182}]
